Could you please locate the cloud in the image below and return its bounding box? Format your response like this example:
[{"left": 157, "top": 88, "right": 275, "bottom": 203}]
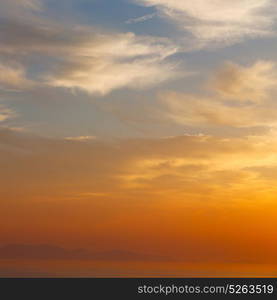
[
  {"left": 0, "top": 0, "right": 180, "bottom": 95},
  {"left": 49, "top": 57, "right": 179, "bottom": 96},
  {"left": 1, "top": 128, "right": 277, "bottom": 265},
  {"left": 125, "top": 13, "right": 157, "bottom": 24},
  {"left": 211, "top": 61, "right": 276, "bottom": 103},
  {"left": 137, "top": 0, "right": 276, "bottom": 47},
  {"left": 161, "top": 92, "right": 277, "bottom": 128},
  {"left": 0, "top": 127, "right": 271, "bottom": 200},
  {"left": 1, "top": 1, "right": 277, "bottom": 271},
  {"left": 0, "top": 0, "right": 42, "bottom": 16},
  {"left": 0, "top": 106, "right": 16, "bottom": 122},
  {"left": 65, "top": 136, "right": 96, "bottom": 142},
  {"left": 19, "top": 0, "right": 41, "bottom": 10},
  {"left": 0, "top": 0, "right": 42, "bottom": 26},
  {"left": 0, "top": 62, "right": 33, "bottom": 90},
  {"left": 159, "top": 60, "right": 277, "bottom": 129},
  {"left": 9, "top": 0, "right": 41, "bottom": 9},
  {"left": 48, "top": 33, "right": 179, "bottom": 95}
]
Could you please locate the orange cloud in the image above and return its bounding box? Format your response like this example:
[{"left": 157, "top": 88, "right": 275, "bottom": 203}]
[
  {"left": 0, "top": 128, "right": 277, "bottom": 267},
  {"left": 211, "top": 61, "right": 276, "bottom": 103}
]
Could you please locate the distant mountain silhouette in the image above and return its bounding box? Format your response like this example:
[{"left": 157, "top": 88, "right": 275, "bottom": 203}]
[
  {"left": 0, "top": 244, "right": 90, "bottom": 260},
  {"left": 0, "top": 244, "right": 170, "bottom": 261}
]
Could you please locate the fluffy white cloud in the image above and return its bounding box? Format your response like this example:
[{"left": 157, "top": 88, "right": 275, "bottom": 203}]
[
  {"left": 0, "top": 0, "right": 180, "bottom": 95},
  {"left": 137, "top": 0, "right": 276, "bottom": 46},
  {"left": 47, "top": 33, "right": 179, "bottom": 95}
]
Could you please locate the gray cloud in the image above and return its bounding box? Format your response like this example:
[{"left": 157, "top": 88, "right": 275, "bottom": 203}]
[{"left": 125, "top": 13, "right": 157, "bottom": 24}]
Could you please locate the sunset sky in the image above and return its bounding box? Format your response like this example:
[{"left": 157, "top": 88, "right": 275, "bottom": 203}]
[{"left": 1, "top": 0, "right": 277, "bottom": 277}]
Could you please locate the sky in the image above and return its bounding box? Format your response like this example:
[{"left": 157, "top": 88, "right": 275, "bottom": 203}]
[{"left": 1, "top": 0, "right": 277, "bottom": 277}]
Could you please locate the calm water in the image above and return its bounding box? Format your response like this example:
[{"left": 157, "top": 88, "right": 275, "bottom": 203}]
[{"left": 0, "top": 260, "right": 277, "bottom": 277}]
